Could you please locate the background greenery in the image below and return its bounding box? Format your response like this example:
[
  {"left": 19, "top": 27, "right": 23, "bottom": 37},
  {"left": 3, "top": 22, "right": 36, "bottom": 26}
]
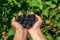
[{"left": 0, "top": 0, "right": 60, "bottom": 40}]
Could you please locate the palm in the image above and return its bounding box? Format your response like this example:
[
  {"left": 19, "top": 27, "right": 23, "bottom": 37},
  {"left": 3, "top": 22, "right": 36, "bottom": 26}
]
[{"left": 28, "top": 15, "right": 42, "bottom": 31}]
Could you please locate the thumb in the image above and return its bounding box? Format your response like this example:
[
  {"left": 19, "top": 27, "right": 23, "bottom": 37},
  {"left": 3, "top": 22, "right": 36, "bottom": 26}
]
[{"left": 12, "top": 17, "right": 16, "bottom": 22}]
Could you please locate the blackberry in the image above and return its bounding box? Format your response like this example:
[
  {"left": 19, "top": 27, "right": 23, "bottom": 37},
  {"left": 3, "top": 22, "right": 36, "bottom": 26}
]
[
  {"left": 27, "top": 14, "right": 35, "bottom": 18},
  {"left": 23, "top": 14, "right": 26, "bottom": 17},
  {"left": 16, "top": 16, "right": 24, "bottom": 22},
  {"left": 19, "top": 21, "right": 23, "bottom": 24},
  {"left": 26, "top": 24, "right": 31, "bottom": 29},
  {"left": 16, "top": 14, "right": 36, "bottom": 29}
]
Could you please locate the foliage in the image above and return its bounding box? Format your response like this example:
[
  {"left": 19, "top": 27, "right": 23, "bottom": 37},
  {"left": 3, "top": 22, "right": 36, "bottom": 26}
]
[{"left": 0, "top": 0, "right": 60, "bottom": 40}]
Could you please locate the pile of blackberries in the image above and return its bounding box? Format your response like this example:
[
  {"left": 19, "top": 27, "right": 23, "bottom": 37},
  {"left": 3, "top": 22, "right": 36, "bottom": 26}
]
[{"left": 16, "top": 14, "right": 36, "bottom": 29}]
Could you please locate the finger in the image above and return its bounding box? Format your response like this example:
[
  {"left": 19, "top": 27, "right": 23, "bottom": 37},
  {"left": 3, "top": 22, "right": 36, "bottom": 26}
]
[
  {"left": 24, "top": 28, "right": 27, "bottom": 32},
  {"left": 11, "top": 17, "right": 16, "bottom": 22},
  {"left": 24, "top": 28, "right": 27, "bottom": 36},
  {"left": 35, "top": 15, "right": 42, "bottom": 21},
  {"left": 34, "top": 15, "right": 42, "bottom": 26},
  {"left": 12, "top": 17, "right": 16, "bottom": 21}
]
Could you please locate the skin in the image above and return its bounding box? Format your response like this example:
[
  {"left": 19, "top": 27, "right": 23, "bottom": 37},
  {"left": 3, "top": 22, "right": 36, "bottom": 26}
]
[
  {"left": 11, "top": 14, "right": 46, "bottom": 40},
  {"left": 28, "top": 15, "right": 46, "bottom": 40},
  {"left": 11, "top": 17, "right": 27, "bottom": 40}
]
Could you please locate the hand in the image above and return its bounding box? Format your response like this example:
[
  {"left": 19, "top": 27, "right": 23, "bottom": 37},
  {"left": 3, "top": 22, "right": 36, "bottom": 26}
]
[
  {"left": 11, "top": 14, "right": 27, "bottom": 40},
  {"left": 11, "top": 17, "right": 23, "bottom": 31},
  {"left": 28, "top": 15, "right": 46, "bottom": 40},
  {"left": 28, "top": 14, "right": 42, "bottom": 32}
]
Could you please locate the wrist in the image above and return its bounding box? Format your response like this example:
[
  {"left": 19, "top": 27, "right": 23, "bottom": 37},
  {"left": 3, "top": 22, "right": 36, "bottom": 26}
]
[
  {"left": 28, "top": 29, "right": 41, "bottom": 40},
  {"left": 28, "top": 28, "right": 41, "bottom": 33}
]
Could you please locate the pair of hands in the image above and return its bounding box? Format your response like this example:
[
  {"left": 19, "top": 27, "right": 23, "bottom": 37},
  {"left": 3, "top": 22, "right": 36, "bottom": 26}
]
[
  {"left": 11, "top": 14, "right": 43, "bottom": 40},
  {"left": 11, "top": 14, "right": 42, "bottom": 33}
]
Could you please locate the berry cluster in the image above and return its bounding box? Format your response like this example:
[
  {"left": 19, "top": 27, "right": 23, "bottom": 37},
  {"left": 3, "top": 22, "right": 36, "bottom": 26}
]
[{"left": 16, "top": 14, "right": 36, "bottom": 29}]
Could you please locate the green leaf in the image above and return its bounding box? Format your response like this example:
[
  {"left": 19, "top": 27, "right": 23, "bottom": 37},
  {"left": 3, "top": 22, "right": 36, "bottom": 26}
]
[
  {"left": 50, "top": 4, "right": 56, "bottom": 8},
  {"left": 45, "top": 1, "right": 52, "bottom": 5},
  {"left": 42, "top": 29, "right": 48, "bottom": 33},
  {"left": 13, "top": 0, "right": 18, "bottom": 5},
  {"left": 45, "top": 26, "right": 52, "bottom": 30},
  {"left": 46, "top": 33, "right": 53, "bottom": 40},
  {"left": 37, "top": 0, "right": 42, "bottom": 4},
  {"left": 13, "top": 13, "right": 18, "bottom": 16},
  {"left": 42, "top": 7, "right": 49, "bottom": 17},
  {"left": 38, "top": 4, "right": 43, "bottom": 10},
  {"left": 54, "top": 21, "right": 60, "bottom": 29},
  {"left": 26, "top": 0, "right": 38, "bottom": 6},
  {"left": 49, "top": 10, "right": 56, "bottom": 18},
  {"left": 26, "top": 0, "right": 43, "bottom": 10},
  {"left": 56, "top": 36, "right": 60, "bottom": 40},
  {"left": 17, "top": 3, "right": 21, "bottom": 7},
  {"left": 7, "top": 28, "right": 15, "bottom": 36},
  {"left": 8, "top": 0, "right": 13, "bottom": 3},
  {"left": 53, "top": 0, "right": 58, "bottom": 3},
  {"left": 55, "top": 14, "right": 60, "bottom": 20},
  {"left": 56, "top": 30, "right": 60, "bottom": 33},
  {"left": 58, "top": 5, "right": 60, "bottom": 8}
]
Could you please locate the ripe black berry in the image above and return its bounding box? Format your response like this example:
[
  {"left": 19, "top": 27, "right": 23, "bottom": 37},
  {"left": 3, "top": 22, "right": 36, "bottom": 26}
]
[{"left": 16, "top": 14, "right": 36, "bottom": 29}]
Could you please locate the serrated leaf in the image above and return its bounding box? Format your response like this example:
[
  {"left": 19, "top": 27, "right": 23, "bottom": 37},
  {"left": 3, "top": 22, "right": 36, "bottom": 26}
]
[
  {"left": 43, "top": 3, "right": 48, "bottom": 10},
  {"left": 50, "top": 4, "right": 56, "bottom": 8},
  {"left": 8, "top": 0, "right": 13, "bottom": 3},
  {"left": 56, "top": 36, "right": 60, "bottom": 40},
  {"left": 13, "top": 0, "right": 18, "bottom": 5},
  {"left": 45, "top": 1, "right": 52, "bottom": 5},
  {"left": 18, "top": 3, "right": 21, "bottom": 7},
  {"left": 26, "top": 0, "right": 43, "bottom": 10},
  {"left": 26, "top": 0, "right": 38, "bottom": 6},
  {"left": 54, "top": 21, "right": 60, "bottom": 29},
  {"left": 53, "top": 0, "right": 58, "bottom": 3},
  {"left": 55, "top": 14, "right": 60, "bottom": 20},
  {"left": 56, "top": 30, "right": 60, "bottom": 33},
  {"left": 45, "top": 26, "right": 52, "bottom": 30},
  {"left": 58, "top": 5, "right": 60, "bottom": 8},
  {"left": 42, "top": 29, "right": 48, "bottom": 33},
  {"left": 38, "top": 4, "right": 43, "bottom": 10},
  {"left": 49, "top": 10, "right": 56, "bottom": 18},
  {"left": 46, "top": 33, "right": 53, "bottom": 40},
  {"left": 37, "top": 0, "right": 42, "bottom": 4},
  {"left": 7, "top": 28, "right": 15, "bottom": 36},
  {"left": 42, "top": 8, "right": 49, "bottom": 17}
]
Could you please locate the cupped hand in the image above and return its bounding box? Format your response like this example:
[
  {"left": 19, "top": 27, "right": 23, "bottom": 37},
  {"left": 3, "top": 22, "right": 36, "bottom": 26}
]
[
  {"left": 11, "top": 17, "right": 23, "bottom": 31},
  {"left": 11, "top": 17, "right": 27, "bottom": 32},
  {"left": 11, "top": 13, "right": 28, "bottom": 38},
  {"left": 11, "top": 16, "right": 27, "bottom": 40},
  {"left": 28, "top": 14, "right": 42, "bottom": 32},
  {"left": 27, "top": 14, "right": 44, "bottom": 40}
]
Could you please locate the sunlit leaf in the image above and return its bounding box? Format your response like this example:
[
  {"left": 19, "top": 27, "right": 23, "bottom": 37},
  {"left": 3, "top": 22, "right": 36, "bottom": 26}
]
[
  {"left": 46, "top": 33, "right": 53, "bottom": 40},
  {"left": 50, "top": 4, "right": 56, "bottom": 8},
  {"left": 56, "top": 36, "right": 60, "bottom": 40},
  {"left": 53, "top": 0, "right": 58, "bottom": 3},
  {"left": 55, "top": 14, "right": 60, "bottom": 20},
  {"left": 49, "top": 10, "right": 56, "bottom": 18},
  {"left": 8, "top": 28, "right": 15, "bottom": 36},
  {"left": 42, "top": 7, "right": 49, "bottom": 17},
  {"left": 45, "top": 1, "right": 52, "bottom": 5}
]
